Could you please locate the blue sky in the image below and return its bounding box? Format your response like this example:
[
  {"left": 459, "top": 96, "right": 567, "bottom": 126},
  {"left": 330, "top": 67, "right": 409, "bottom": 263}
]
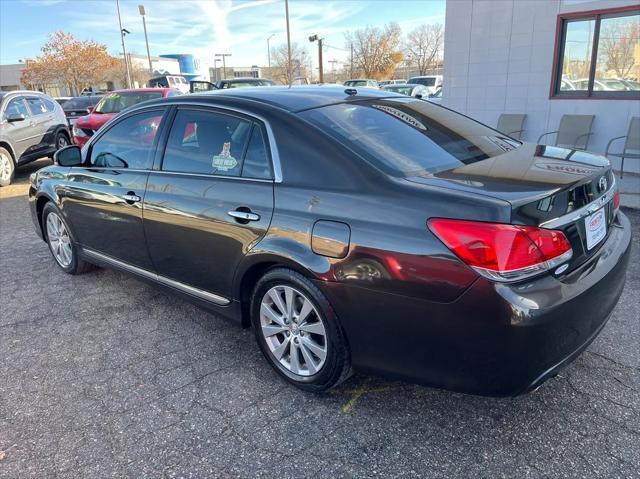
[{"left": 0, "top": 0, "right": 445, "bottom": 70}]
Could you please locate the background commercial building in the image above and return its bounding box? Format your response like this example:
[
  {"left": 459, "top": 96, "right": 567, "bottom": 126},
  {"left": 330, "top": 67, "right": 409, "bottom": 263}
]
[{"left": 443, "top": 0, "right": 640, "bottom": 173}]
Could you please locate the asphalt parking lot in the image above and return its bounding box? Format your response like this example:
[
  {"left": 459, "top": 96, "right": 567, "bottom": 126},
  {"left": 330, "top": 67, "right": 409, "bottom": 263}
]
[{"left": 1, "top": 159, "right": 638, "bottom": 479}]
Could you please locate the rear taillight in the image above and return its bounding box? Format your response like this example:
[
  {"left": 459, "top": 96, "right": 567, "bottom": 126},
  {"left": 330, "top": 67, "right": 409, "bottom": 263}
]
[
  {"left": 428, "top": 219, "right": 573, "bottom": 282},
  {"left": 613, "top": 190, "right": 620, "bottom": 212}
]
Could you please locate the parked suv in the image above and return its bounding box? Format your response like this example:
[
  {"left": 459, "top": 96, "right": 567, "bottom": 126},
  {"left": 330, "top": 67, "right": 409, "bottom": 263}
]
[{"left": 0, "top": 90, "right": 70, "bottom": 186}]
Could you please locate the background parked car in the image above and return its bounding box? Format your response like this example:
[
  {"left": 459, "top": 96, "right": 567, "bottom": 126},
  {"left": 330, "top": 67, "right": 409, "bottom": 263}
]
[
  {"left": 0, "top": 90, "right": 70, "bottom": 186},
  {"left": 407, "top": 75, "right": 443, "bottom": 95},
  {"left": 381, "top": 83, "right": 430, "bottom": 98},
  {"left": 60, "top": 96, "right": 101, "bottom": 127},
  {"left": 148, "top": 74, "right": 190, "bottom": 94},
  {"left": 214, "top": 78, "right": 275, "bottom": 89},
  {"left": 72, "top": 88, "right": 179, "bottom": 147},
  {"left": 54, "top": 96, "right": 72, "bottom": 106},
  {"left": 344, "top": 79, "right": 380, "bottom": 89},
  {"left": 427, "top": 86, "right": 442, "bottom": 104}
]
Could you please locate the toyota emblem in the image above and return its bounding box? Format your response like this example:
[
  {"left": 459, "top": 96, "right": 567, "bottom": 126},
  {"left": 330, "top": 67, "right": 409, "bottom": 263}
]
[{"left": 598, "top": 176, "right": 608, "bottom": 193}]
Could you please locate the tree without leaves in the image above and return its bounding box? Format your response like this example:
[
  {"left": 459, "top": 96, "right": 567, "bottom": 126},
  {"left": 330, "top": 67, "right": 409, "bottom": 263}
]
[
  {"left": 21, "top": 31, "right": 121, "bottom": 95},
  {"left": 598, "top": 21, "right": 639, "bottom": 79},
  {"left": 345, "top": 22, "right": 404, "bottom": 80},
  {"left": 405, "top": 23, "right": 444, "bottom": 75},
  {"left": 270, "top": 42, "right": 311, "bottom": 85}
]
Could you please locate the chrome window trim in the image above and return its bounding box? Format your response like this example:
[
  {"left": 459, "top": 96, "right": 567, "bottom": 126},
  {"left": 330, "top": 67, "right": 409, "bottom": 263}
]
[
  {"left": 75, "top": 167, "right": 273, "bottom": 183},
  {"left": 105, "top": 100, "right": 284, "bottom": 183},
  {"left": 82, "top": 248, "right": 231, "bottom": 306},
  {"left": 539, "top": 177, "right": 617, "bottom": 229}
]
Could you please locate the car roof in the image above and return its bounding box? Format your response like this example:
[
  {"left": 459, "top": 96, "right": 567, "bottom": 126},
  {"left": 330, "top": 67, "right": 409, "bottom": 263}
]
[{"left": 183, "top": 85, "right": 399, "bottom": 112}]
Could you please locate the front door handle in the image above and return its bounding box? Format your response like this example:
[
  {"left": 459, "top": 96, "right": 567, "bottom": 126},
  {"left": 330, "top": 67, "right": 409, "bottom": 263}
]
[
  {"left": 228, "top": 210, "right": 260, "bottom": 222},
  {"left": 122, "top": 192, "right": 141, "bottom": 204}
]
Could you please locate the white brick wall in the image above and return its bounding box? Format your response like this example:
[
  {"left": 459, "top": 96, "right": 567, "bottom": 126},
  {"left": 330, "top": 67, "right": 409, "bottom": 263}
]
[{"left": 443, "top": 0, "right": 640, "bottom": 173}]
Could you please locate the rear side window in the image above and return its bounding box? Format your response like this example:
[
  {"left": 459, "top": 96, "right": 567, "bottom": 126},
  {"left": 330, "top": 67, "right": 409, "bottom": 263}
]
[
  {"left": 162, "top": 109, "right": 251, "bottom": 176},
  {"left": 25, "top": 97, "right": 48, "bottom": 115},
  {"left": 299, "top": 99, "right": 520, "bottom": 177},
  {"left": 242, "top": 126, "right": 272, "bottom": 179},
  {"left": 89, "top": 110, "right": 163, "bottom": 169}
]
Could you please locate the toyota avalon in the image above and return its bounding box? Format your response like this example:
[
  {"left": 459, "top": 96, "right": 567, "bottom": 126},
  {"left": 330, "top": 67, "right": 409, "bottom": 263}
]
[{"left": 28, "top": 87, "right": 631, "bottom": 396}]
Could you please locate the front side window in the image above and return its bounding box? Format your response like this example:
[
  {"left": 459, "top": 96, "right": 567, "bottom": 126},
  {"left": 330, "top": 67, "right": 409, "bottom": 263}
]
[
  {"left": 554, "top": 9, "right": 639, "bottom": 97},
  {"left": 89, "top": 110, "right": 163, "bottom": 169},
  {"left": 4, "top": 98, "right": 29, "bottom": 119},
  {"left": 162, "top": 109, "right": 251, "bottom": 176},
  {"left": 300, "top": 98, "right": 520, "bottom": 177}
]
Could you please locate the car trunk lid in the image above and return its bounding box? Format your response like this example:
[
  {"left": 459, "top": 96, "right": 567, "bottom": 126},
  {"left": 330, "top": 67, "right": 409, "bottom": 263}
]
[{"left": 407, "top": 143, "right": 617, "bottom": 273}]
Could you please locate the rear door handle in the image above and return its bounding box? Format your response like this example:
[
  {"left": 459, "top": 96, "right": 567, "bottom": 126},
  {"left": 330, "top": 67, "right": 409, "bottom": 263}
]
[
  {"left": 228, "top": 210, "right": 260, "bottom": 222},
  {"left": 122, "top": 193, "right": 141, "bottom": 204}
]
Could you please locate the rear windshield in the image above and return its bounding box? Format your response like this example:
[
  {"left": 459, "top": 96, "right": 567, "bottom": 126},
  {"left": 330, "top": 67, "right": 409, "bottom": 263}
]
[
  {"left": 61, "top": 97, "right": 99, "bottom": 110},
  {"left": 94, "top": 91, "right": 163, "bottom": 113},
  {"left": 227, "top": 80, "right": 273, "bottom": 88},
  {"left": 298, "top": 98, "right": 521, "bottom": 177},
  {"left": 345, "top": 80, "right": 367, "bottom": 87},
  {"left": 408, "top": 77, "right": 436, "bottom": 86}
]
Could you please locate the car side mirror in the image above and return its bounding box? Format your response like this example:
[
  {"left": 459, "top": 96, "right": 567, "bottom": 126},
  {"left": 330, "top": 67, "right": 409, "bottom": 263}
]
[
  {"left": 415, "top": 94, "right": 423, "bottom": 99},
  {"left": 54, "top": 145, "right": 83, "bottom": 167},
  {"left": 86, "top": 106, "right": 94, "bottom": 113},
  {"left": 6, "top": 113, "right": 25, "bottom": 123}
]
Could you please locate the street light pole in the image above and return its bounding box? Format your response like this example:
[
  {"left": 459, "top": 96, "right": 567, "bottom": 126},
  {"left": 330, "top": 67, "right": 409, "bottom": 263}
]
[
  {"left": 116, "top": 0, "right": 132, "bottom": 88},
  {"left": 267, "top": 34, "right": 275, "bottom": 80},
  {"left": 215, "top": 53, "right": 231, "bottom": 80},
  {"left": 138, "top": 5, "right": 153, "bottom": 75},
  {"left": 285, "top": 0, "right": 292, "bottom": 86}
]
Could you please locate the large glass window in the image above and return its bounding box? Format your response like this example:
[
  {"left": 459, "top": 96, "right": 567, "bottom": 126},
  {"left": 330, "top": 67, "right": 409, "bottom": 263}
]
[
  {"left": 162, "top": 109, "right": 252, "bottom": 176},
  {"left": 554, "top": 9, "right": 640, "bottom": 97},
  {"left": 89, "top": 110, "right": 163, "bottom": 169}
]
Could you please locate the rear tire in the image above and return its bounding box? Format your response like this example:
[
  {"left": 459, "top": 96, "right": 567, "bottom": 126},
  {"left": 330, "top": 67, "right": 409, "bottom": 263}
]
[
  {"left": 54, "top": 131, "right": 70, "bottom": 152},
  {"left": 0, "top": 147, "right": 15, "bottom": 187},
  {"left": 250, "top": 268, "right": 351, "bottom": 392},
  {"left": 42, "top": 202, "right": 94, "bottom": 275}
]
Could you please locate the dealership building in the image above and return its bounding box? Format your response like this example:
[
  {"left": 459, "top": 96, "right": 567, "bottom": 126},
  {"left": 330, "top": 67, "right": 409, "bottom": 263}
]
[{"left": 443, "top": 0, "right": 640, "bottom": 174}]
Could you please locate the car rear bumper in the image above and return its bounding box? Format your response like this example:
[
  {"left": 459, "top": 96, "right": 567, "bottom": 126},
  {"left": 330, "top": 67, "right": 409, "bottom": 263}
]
[{"left": 317, "top": 210, "right": 632, "bottom": 396}]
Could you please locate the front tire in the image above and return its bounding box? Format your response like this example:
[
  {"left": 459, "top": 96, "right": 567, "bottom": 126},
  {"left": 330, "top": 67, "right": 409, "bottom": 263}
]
[
  {"left": 42, "top": 202, "right": 94, "bottom": 275},
  {"left": 250, "top": 268, "right": 351, "bottom": 392},
  {"left": 0, "top": 147, "right": 15, "bottom": 187}
]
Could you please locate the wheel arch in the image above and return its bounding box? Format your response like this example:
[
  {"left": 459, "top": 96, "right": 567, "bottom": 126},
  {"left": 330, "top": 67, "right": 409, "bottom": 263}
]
[
  {"left": 0, "top": 141, "right": 16, "bottom": 164},
  {"left": 234, "top": 251, "right": 327, "bottom": 328}
]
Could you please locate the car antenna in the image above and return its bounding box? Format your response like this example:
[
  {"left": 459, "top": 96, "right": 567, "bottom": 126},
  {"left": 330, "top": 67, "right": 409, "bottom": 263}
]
[{"left": 344, "top": 88, "right": 357, "bottom": 96}]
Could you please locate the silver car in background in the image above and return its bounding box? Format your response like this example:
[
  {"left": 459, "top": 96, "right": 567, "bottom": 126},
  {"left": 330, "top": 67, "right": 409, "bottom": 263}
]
[{"left": 0, "top": 90, "right": 70, "bottom": 186}]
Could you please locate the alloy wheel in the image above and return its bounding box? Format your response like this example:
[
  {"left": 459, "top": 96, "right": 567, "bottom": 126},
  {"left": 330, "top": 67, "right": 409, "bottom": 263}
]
[
  {"left": 46, "top": 212, "right": 73, "bottom": 267},
  {"left": 0, "top": 152, "right": 11, "bottom": 182},
  {"left": 260, "top": 285, "right": 328, "bottom": 376},
  {"left": 57, "top": 135, "right": 69, "bottom": 149}
]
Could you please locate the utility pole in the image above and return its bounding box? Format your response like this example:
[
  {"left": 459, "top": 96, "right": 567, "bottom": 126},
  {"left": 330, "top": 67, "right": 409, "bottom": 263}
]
[
  {"left": 350, "top": 43, "right": 354, "bottom": 79},
  {"left": 329, "top": 59, "right": 338, "bottom": 83},
  {"left": 267, "top": 34, "right": 275, "bottom": 80},
  {"left": 285, "top": 0, "right": 292, "bottom": 86},
  {"left": 138, "top": 5, "right": 153, "bottom": 75},
  {"left": 213, "top": 58, "right": 221, "bottom": 82},
  {"left": 215, "top": 53, "right": 231, "bottom": 80},
  {"left": 116, "top": 0, "right": 132, "bottom": 88},
  {"left": 308, "top": 34, "right": 323, "bottom": 83}
]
